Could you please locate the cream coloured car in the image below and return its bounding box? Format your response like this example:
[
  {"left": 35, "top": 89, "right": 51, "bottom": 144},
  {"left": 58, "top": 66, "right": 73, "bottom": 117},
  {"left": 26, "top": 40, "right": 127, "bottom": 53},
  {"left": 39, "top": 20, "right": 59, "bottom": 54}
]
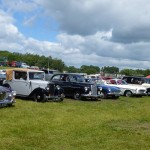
[{"left": 105, "top": 79, "right": 146, "bottom": 97}]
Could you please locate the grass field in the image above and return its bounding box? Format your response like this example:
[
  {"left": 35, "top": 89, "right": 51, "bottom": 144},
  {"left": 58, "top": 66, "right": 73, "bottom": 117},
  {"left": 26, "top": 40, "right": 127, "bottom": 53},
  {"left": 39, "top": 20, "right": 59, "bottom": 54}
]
[{"left": 0, "top": 96, "right": 150, "bottom": 150}]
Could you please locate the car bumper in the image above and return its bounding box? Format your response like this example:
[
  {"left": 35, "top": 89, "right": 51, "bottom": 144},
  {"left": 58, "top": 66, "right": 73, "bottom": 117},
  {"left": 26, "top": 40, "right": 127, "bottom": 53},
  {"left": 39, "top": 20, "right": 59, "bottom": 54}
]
[
  {"left": 0, "top": 99, "right": 15, "bottom": 107},
  {"left": 46, "top": 93, "right": 65, "bottom": 102},
  {"left": 81, "top": 93, "right": 103, "bottom": 99},
  {"left": 107, "top": 92, "right": 121, "bottom": 96},
  {"left": 133, "top": 93, "right": 146, "bottom": 96},
  {"left": 107, "top": 92, "right": 120, "bottom": 97}
]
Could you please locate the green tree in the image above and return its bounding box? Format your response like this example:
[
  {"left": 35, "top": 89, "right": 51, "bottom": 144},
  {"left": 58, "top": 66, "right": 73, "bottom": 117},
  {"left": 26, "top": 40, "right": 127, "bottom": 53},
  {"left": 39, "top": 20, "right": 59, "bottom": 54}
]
[
  {"left": 51, "top": 58, "right": 65, "bottom": 72},
  {"left": 101, "top": 66, "right": 119, "bottom": 74},
  {"left": 66, "top": 66, "right": 79, "bottom": 73},
  {"left": 120, "top": 69, "right": 134, "bottom": 76},
  {"left": 80, "top": 65, "right": 100, "bottom": 74}
]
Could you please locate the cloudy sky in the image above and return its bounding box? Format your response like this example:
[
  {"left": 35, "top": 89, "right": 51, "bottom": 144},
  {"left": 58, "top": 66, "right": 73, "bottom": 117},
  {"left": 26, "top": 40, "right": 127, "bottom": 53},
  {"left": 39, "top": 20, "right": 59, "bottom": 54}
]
[{"left": 0, "top": 0, "right": 150, "bottom": 69}]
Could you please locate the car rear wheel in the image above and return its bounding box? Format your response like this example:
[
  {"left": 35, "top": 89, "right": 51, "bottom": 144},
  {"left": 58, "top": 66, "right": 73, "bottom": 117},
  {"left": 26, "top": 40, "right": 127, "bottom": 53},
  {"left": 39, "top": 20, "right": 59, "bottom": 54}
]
[
  {"left": 74, "top": 91, "right": 81, "bottom": 100},
  {"left": 125, "top": 91, "right": 132, "bottom": 97}
]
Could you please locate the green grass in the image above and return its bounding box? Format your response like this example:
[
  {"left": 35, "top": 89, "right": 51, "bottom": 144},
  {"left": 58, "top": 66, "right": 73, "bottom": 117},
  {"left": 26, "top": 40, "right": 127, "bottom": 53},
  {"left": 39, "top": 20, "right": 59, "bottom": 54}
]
[{"left": 0, "top": 96, "right": 150, "bottom": 150}]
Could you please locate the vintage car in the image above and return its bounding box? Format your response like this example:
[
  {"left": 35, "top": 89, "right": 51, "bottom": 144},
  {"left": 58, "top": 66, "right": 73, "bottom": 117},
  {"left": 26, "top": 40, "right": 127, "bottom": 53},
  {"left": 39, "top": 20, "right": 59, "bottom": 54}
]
[
  {"left": 122, "top": 76, "right": 150, "bottom": 95},
  {"left": 50, "top": 73, "right": 102, "bottom": 100},
  {"left": 85, "top": 78, "right": 121, "bottom": 99},
  {"left": 105, "top": 79, "right": 146, "bottom": 97},
  {"left": 3, "top": 68, "right": 64, "bottom": 102},
  {"left": 0, "top": 85, "right": 16, "bottom": 108}
]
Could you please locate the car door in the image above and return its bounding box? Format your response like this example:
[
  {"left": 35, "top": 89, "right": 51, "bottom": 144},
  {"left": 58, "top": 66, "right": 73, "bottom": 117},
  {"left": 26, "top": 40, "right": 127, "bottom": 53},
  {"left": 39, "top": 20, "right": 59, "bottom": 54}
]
[
  {"left": 51, "top": 74, "right": 72, "bottom": 97},
  {"left": 10, "top": 71, "right": 31, "bottom": 96}
]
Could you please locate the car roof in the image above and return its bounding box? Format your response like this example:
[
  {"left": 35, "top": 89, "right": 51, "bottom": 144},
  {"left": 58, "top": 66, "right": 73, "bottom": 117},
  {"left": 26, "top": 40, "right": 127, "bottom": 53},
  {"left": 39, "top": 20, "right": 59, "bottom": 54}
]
[{"left": 6, "top": 68, "right": 44, "bottom": 80}]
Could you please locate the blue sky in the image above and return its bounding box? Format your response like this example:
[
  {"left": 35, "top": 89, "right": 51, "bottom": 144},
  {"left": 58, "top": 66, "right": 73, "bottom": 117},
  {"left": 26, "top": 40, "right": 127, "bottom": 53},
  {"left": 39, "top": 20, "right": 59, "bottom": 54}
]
[
  {"left": 13, "top": 7, "right": 58, "bottom": 41},
  {"left": 0, "top": 0, "right": 150, "bottom": 69}
]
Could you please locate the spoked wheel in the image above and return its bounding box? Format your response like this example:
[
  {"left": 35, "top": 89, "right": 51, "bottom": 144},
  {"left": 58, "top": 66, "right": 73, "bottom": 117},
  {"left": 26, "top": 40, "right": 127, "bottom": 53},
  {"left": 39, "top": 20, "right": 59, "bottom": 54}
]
[
  {"left": 74, "top": 91, "right": 81, "bottom": 100},
  {"left": 33, "top": 92, "right": 46, "bottom": 102},
  {"left": 125, "top": 91, "right": 132, "bottom": 97}
]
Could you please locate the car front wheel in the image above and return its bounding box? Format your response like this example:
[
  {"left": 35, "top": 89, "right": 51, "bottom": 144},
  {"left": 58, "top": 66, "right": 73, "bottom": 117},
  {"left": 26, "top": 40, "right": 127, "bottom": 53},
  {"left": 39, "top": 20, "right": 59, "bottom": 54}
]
[
  {"left": 74, "top": 91, "right": 81, "bottom": 100},
  {"left": 101, "top": 91, "right": 107, "bottom": 99},
  {"left": 125, "top": 91, "right": 132, "bottom": 97},
  {"left": 33, "top": 92, "right": 46, "bottom": 102}
]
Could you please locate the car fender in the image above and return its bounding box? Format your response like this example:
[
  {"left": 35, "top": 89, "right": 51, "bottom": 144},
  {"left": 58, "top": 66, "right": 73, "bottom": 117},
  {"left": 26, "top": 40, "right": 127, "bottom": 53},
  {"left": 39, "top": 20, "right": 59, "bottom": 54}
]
[{"left": 29, "top": 87, "right": 47, "bottom": 97}]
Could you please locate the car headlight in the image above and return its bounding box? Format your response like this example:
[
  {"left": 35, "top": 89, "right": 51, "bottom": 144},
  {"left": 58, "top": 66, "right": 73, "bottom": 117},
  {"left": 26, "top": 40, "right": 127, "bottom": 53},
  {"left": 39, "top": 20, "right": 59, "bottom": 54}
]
[
  {"left": 108, "top": 88, "right": 111, "bottom": 92},
  {"left": 12, "top": 91, "right": 16, "bottom": 96},
  {"left": 84, "top": 87, "right": 88, "bottom": 91},
  {"left": 98, "top": 87, "right": 102, "bottom": 91},
  {"left": 56, "top": 85, "right": 60, "bottom": 90},
  {"left": 45, "top": 86, "right": 49, "bottom": 91}
]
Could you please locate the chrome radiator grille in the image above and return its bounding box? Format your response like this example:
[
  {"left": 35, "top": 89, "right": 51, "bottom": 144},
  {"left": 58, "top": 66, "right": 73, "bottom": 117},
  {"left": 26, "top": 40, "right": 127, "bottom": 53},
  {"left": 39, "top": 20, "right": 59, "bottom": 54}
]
[
  {"left": 91, "top": 84, "right": 97, "bottom": 95},
  {"left": 48, "top": 83, "right": 55, "bottom": 96},
  {"left": 138, "top": 90, "right": 145, "bottom": 94}
]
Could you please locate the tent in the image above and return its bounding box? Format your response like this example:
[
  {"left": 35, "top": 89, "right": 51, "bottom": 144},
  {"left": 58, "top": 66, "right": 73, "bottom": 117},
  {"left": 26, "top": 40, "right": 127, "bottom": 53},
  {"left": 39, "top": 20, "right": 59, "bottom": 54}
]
[{"left": 146, "top": 75, "right": 150, "bottom": 78}]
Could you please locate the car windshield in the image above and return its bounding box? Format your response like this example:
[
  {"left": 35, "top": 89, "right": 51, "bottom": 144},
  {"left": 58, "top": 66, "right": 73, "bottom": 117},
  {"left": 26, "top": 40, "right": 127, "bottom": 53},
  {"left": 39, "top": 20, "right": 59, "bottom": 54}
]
[
  {"left": 96, "top": 79, "right": 105, "bottom": 85},
  {"left": 29, "top": 72, "right": 44, "bottom": 80},
  {"left": 70, "top": 75, "right": 85, "bottom": 82},
  {"left": 143, "top": 78, "right": 150, "bottom": 84},
  {"left": 0, "top": 74, "right": 6, "bottom": 79},
  {"left": 77, "top": 75, "right": 86, "bottom": 82}
]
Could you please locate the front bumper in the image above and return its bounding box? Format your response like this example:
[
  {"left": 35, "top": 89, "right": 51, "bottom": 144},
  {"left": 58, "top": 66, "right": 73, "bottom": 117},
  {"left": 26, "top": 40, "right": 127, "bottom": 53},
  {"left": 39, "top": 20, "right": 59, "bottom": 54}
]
[
  {"left": 81, "top": 93, "right": 103, "bottom": 99},
  {"left": 0, "top": 99, "right": 15, "bottom": 107},
  {"left": 132, "top": 90, "right": 146, "bottom": 96},
  {"left": 107, "top": 92, "right": 121, "bottom": 97},
  {"left": 46, "top": 93, "right": 65, "bottom": 102},
  {"left": 133, "top": 93, "right": 146, "bottom": 96}
]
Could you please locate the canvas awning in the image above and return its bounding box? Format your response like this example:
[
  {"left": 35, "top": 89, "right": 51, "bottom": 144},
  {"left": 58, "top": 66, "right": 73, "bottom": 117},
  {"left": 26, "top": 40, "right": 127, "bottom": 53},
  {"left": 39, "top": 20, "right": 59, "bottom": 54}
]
[
  {"left": 146, "top": 75, "right": 150, "bottom": 78},
  {"left": 6, "top": 68, "right": 29, "bottom": 80}
]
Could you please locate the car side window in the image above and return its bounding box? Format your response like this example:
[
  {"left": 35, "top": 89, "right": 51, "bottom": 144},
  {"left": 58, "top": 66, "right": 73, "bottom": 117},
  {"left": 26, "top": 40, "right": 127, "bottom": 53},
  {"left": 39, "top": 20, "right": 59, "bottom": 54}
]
[
  {"left": 110, "top": 80, "right": 116, "bottom": 84},
  {"left": 51, "top": 75, "right": 60, "bottom": 81},
  {"left": 14, "top": 71, "right": 27, "bottom": 80},
  {"left": 70, "top": 75, "right": 77, "bottom": 82},
  {"left": 60, "top": 75, "right": 69, "bottom": 82}
]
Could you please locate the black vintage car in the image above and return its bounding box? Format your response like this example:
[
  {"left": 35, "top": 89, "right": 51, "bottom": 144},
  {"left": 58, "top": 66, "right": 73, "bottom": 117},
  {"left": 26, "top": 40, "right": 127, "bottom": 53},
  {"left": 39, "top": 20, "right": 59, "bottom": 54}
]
[{"left": 50, "top": 73, "right": 102, "bottom": 100}]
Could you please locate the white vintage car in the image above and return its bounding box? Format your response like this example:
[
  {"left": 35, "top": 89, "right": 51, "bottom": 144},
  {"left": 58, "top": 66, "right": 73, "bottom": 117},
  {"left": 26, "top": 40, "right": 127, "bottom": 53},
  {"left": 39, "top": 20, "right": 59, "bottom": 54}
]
[
  {"left": 3, "top": 68, "right": 64, "bottom": 102},
  {"left": 104, "top": 79, "right": 147, "bottom": 97}
]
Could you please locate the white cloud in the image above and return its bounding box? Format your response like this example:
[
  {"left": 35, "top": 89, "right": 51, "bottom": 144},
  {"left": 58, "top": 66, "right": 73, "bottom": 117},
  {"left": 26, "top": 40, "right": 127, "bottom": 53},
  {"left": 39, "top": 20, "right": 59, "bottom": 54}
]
[
  {"left": 0, "top": 1, "right": 150, "bottom": 70},
  {"left": 0, "top": 0, "right": 38, "bottom": 13}
]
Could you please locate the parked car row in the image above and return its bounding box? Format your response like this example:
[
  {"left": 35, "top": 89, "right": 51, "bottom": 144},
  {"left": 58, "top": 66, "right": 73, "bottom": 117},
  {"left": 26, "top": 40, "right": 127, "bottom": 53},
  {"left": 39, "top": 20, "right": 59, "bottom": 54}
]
[
  {"left": 85, "top": 78, "right": 121, "bottom": 99},
  {"left": 1, "top": 68, "right": 150, "bottom": 108},
  {"left": 85, "top": 78, "right": 148, "bottom": 98}
]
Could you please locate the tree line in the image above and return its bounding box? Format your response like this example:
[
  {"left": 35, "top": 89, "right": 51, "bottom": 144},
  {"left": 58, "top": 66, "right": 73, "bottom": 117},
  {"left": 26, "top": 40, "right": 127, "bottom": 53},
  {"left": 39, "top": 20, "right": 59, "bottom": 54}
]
[{"left": 0, "top": 50, "right": 150, "bottom": 76}]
